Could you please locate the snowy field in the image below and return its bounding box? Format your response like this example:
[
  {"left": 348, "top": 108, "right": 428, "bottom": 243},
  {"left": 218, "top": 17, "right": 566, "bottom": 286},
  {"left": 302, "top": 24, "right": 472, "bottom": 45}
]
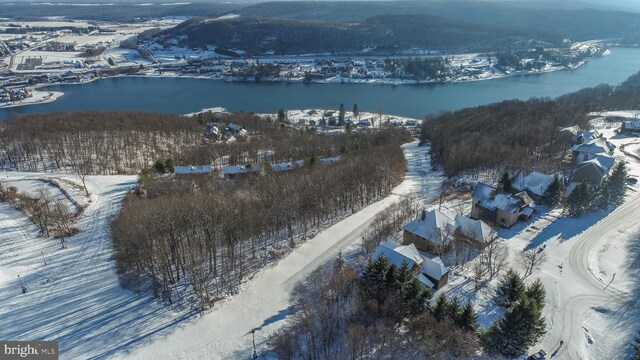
[{"left": 0, "top": 172, "right": 185, "bottom": 360}]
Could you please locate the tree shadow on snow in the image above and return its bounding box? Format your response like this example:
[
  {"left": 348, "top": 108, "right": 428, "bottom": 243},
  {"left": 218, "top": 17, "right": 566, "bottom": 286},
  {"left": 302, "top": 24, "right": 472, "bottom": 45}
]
[{"left": 524, "top": 210, "right": 610, "bottom": 251}]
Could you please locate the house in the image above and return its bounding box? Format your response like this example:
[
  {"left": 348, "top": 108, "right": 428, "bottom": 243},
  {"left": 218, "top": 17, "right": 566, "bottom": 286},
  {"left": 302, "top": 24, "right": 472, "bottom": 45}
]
[
  {"left": 620, "top": 120, "right": 640, "bottom": 134},
  {"left": 372, "top": 240, "right": 450, "bottom": 289},
  {"left": 204, "top": 121, "right": 221, "bottom": 139},
  {"left": 470, "top": 182, "right": 535, "bottom": 228},
  {"left": 271, "top": 160, "right": 305, "bottom": 172},
  {"left": 569, "top": 155, "right": 615, "bottom": 186},
  {"left": 320, "top": 156, "right": 341, "bottom": 165},
  {"left": 402, "top": 209, "right": 457, "bottom": 253},
  {"left": 572, "top": 138, "right": 615, "bottom": 163},
  {"left": 454, "top": 214, "right": 498, "bottom": 248},
  {"left": 510, "top": 170, "right": 557, "bottom": 201},
  {"left": 223, "top": 164, "right": 261, "bottom": 178},
  {"left": 174, "top": 165, "right": 212, "bottom": 175}
]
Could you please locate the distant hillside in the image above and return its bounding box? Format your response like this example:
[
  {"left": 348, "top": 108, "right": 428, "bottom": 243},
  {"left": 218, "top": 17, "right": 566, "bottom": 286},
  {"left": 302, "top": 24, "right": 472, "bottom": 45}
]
[
  {"left": 231, "top": 1, "right": 640, "bottom": 43},
  {"left": 160, "top": 14, "right": 560, "bottom": 55},
  {"left": 0, "top": 2, "right": 239, "bottom": 22}
]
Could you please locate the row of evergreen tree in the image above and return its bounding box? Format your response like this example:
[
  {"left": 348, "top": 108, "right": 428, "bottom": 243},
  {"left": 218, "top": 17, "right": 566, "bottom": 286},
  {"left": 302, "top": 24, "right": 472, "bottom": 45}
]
[
  {"left": 482, "top": 269, "right": 547, "bottom": 357},
  {"left": 561, "top": 162, "right": 628, "bottom": 217}
]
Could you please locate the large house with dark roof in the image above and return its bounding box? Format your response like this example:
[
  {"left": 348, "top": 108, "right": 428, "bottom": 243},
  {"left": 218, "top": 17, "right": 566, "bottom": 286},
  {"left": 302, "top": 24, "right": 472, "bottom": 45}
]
[
  {"left": 402, "top": 209, "right": 457, "bottom": 253},
  {"left": 470, "top": 182, "right": 534, "bottom": 228}
]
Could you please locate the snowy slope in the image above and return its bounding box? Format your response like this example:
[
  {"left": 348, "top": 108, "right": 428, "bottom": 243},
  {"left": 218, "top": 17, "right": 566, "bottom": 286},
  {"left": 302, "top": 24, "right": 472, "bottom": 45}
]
[
  {"left": 112, "top": 140, "right": 444, "bottom": 359},
  {"left": 0, "top": 172, "right": 184, "bottom": 360}
]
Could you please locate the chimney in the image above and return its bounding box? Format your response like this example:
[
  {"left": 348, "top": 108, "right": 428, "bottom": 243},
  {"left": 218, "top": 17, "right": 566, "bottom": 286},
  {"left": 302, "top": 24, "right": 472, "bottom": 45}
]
[{"left": 421, "top": 210, "right": 426, "bottom": 221}]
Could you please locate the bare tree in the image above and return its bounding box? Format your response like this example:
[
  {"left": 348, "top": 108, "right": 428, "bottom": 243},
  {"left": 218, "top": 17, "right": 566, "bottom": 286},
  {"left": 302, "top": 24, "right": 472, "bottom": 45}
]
[
  {"left": 483, "top": 240, "right": 509, "bottom": 279},
  {"left": 517, "top": 248, "right": 548, "bottom": 277}
]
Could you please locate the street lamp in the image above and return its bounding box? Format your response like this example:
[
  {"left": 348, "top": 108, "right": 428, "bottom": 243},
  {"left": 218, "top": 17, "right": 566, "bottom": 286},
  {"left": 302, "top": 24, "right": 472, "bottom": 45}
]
[
  {"left": 252, "top": 329, "right": 257, "bottom": 359},
  {"left": 17, "top": 275, "right": 26, "bottom": 294}
]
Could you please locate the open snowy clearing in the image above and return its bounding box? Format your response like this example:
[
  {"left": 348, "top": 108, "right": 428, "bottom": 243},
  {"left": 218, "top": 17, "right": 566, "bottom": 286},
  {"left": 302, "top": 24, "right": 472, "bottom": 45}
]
[{"left": 0, "top": 172, "right": 185, "bottom": 360}]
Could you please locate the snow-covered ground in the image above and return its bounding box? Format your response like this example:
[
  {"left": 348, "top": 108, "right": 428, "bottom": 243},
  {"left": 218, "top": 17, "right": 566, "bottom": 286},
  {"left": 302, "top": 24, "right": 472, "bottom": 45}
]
[
  {"left": 110, "top": 140, "right": 444, "bottom": 359},
  {"left": 0, "top": 140, "right": 442, "bottom": 360},
  {"left": 0, "top": 90, "right": 63, "bottom": 109},
  {"left": 437, "top": 115, "right": 640, "bottom": 359},
  {"left": 0, "top": 172, "right": 185, "bottom": 359}
]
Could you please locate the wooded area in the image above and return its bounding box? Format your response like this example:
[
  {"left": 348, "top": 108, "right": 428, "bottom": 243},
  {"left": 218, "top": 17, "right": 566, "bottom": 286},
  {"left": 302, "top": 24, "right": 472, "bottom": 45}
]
[
  {"left": 421, "top": 71, "right": 640, "bottom": 177},
  {"left": 112, "top": 128, "right": 410, "bottom": 308}
]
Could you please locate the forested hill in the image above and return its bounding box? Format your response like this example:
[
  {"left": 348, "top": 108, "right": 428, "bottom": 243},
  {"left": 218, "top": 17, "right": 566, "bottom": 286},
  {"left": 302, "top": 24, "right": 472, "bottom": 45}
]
[
  {"left": 231, "top": 1, "right": 640, "bottom": 43},
  {"left": 421, "top": 71, "right": 640, "bottom": 178},
  {"left": 155, "top": 1, "right": 640, "bottom": 55},
  {"left": 160, "top": 14, "right": 559, "bottom": 55}
]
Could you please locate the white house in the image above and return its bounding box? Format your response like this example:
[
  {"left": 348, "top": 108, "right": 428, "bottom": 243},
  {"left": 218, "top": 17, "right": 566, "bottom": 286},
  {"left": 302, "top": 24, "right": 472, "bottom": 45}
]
[
  {"left": 372, "top": 240, "right": 450, "bottom": 289},
  {"left": 174, "top": 165, "right": 212, "bottom": 175}
]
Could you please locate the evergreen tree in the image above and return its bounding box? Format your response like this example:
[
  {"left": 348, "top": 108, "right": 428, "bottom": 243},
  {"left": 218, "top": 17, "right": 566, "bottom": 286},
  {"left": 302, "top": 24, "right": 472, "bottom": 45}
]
[
  {"left": 433, "top": 294, "right": 448, "bottom": 322},
  {"left": 403, "top": 277, "right": 432, "bottom": 315},
  {"left": 277, "top": 108, "right": 287, "bottom": 122},
  {"left": 498, "top": 171, "right": 511, "bottom": 192},
  {"left": 339, "top": 103, "right": 346, "bottom": 125},
  {"left": 164, "top": 158, "right": 175, "bottom": 173},
  {"left": 363, "top": 255, "right": 390, "bottom": 303},
  {"left": 154, "top": 159, "right": 166, "bottom": 173},
  {"left": 526, "top": 278, "right": 546, "bottom": 309},
  {"left": 482, "top": 296, "right": 546, "bottom": 357},
  {"left": 394, "top": 261, "right": 412, "bottom": 291},
  {"left": 604, "top": 161, "right": 628, "bottom": 207},
  {"left": 542, "top": 175, "right": 564, "bottom": 206},
  {"left": 353, "top": 103, "right": 360, "bottom": 120},
  {"left": 458, "top": 300, "right": 479, "bottom": 332},
  {"left": 495, "top": 268, "right": 525, "bottom": 308},
  {"left": 566, "top": 182, "right": 591, "bottom": 217},
  {"left": 447, "top": 295, "right": 462, "bottom": 321}
]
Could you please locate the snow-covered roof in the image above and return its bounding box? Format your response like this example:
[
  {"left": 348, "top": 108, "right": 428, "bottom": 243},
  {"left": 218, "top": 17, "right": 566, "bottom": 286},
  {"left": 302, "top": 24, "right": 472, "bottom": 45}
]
[
  {"left": 271, "top": 160, "right": 305, "bottom": 172},
  {"left": 572, "top": 138, "right": 614, "bottom": 155},
  {"left": 417, "top": 273, "right": 436, "bottom": 288},
  {"left": 454, "top": 214, "right": 498, "bottom": 243},
  {"left": 623, "top": 120, "right": 640, "bottom": 131},
  {"left": 174, "top": 165, "right": 212, "bottom": 174},
  {"left": 421, "top": 255, "right": 447, "bottom": 281},
  {"left": 372, "top": 240, "right": 448, "bottom": 286},
  {"left": 559, "top": 125, "right": 580, "bottom": 135},
  {"left": 320, "top": 156, "right": 341, "bottom": 165},
  {"left": 402, "top": 209, "right": 456, "bottom": 243},
  {"left": 519, "top": 207, "right": 534, "bottom": 217},
  {"left": 510, "top": 170, "right": 555, "bottom": 197},
  {"left": 472, "top": 182, "right": 533, "bottom": 213},
  {"left": 223, "top": 164, "right": 261, "bottom": 175},
  {"left": 373, "top": 240, "right": 422, "bottom": 269}
]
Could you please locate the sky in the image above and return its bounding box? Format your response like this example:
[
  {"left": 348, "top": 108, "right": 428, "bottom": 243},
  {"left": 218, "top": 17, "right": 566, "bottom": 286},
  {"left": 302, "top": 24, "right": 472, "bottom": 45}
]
[{"left": 3, "top": 0, "right": 640, "bottom": 12}]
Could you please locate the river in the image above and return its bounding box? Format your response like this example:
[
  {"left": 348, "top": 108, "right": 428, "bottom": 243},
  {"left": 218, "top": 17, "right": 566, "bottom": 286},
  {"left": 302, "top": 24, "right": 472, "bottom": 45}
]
[{"left": 2, "top": 47, "right": 640, "bottom": 119}]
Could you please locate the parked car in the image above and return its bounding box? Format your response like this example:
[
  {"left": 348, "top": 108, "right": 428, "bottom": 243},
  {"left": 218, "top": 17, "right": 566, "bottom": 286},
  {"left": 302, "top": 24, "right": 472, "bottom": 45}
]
[{"left": 528, "top": 349, "right": 547, "bottom": 360}]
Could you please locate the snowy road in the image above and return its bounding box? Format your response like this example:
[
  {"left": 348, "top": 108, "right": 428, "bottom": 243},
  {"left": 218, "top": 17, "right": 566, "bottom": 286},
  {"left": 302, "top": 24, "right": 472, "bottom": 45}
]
[
  {"left": 544, "top": 193, "right": 640, "bottom": 359},
  {"left": 116, "top": 140, "right": 444, "bottom": 359}
]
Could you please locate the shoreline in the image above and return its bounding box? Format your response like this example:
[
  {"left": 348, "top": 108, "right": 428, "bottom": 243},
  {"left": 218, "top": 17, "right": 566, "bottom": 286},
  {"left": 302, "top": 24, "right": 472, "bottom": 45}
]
[{"left": 6, "top": 51, "right": 607, "bottom": 110}]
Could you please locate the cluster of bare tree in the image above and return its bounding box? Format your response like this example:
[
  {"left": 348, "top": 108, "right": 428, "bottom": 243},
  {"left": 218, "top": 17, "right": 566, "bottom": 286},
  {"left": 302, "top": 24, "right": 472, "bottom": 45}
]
[
  {"left": 361, "top": 195, "right": 422, "bottom": 256},
  {"left": 0, "top": 111, "right": 405, "bottom": 178},
  {"left": 269, "top": 257, "right": 479, "bottom": 359},
  {"left": 421, "top": 70, "right": 640, "bottom": 177},
  {"left": 0, "top": 182, "right": 76, "bottom": 245},
  {"left": 112, "top": 131, "right": 409, "bottom": 308},
  {"left": 0, "top": 111, "right": 203, "bottom": 174}
]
